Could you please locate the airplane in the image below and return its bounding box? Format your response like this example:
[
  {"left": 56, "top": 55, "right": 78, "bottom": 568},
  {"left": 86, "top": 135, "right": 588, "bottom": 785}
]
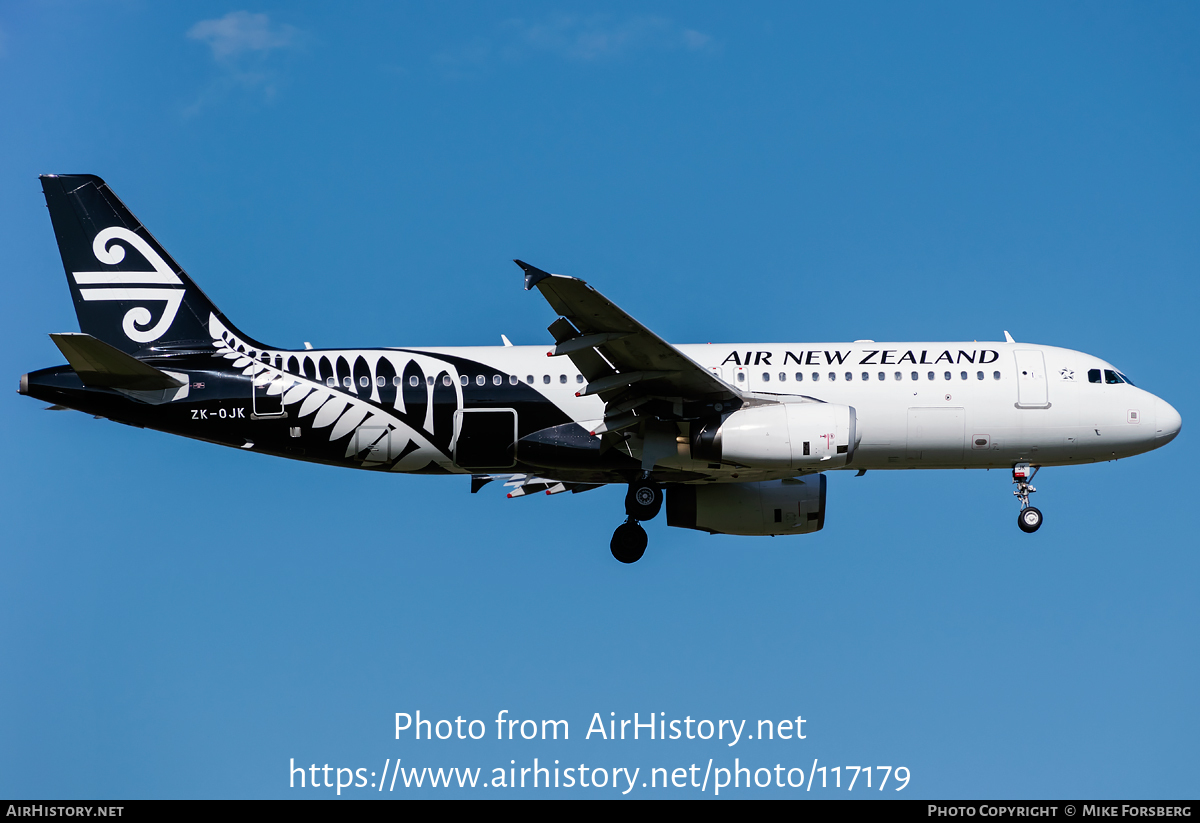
[{"left": 19, "top": 174, "right": 1183, "bottom": 563}]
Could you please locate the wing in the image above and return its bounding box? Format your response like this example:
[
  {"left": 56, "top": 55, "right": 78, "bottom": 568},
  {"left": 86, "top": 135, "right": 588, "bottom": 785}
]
[{"left": 516, "top": 260, "right": 740, "bottom": 433}]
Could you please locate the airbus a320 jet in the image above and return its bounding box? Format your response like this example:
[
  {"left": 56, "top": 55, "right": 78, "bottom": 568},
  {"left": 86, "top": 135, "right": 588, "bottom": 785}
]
[{"left": 19, "top": 175, "right": 1182, "bottom": 562}]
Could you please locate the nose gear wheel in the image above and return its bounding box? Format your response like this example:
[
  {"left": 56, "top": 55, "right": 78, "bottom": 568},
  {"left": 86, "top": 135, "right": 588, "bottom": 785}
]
[{"left": 1018, "top": 506, "right": 1043, "bottom": 533}]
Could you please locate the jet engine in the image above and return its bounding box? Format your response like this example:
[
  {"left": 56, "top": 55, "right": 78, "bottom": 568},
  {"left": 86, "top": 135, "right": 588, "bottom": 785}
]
[
  {"left": 691, "top": 402, "right": 858, "bottom": 469},
  {"left": 665, "top": 476, "right": 826, "bottom": 536}
]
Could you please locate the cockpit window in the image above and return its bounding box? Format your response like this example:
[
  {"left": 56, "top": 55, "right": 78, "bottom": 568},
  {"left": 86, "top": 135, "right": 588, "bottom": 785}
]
[
  {"left": 1117, "top": 371, "right": 1135, "bottom": 386},
  {"left": 1088, "top": 369, "right": 1102, "bottom": 384},
  {"left": 1104, "top": 369, "right": 1125, "bottom": 385}
]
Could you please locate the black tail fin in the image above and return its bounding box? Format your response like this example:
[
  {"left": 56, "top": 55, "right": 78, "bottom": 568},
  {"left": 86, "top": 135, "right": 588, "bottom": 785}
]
[{"left": 40, "top": 174, "right": 264, "bottom": 354}]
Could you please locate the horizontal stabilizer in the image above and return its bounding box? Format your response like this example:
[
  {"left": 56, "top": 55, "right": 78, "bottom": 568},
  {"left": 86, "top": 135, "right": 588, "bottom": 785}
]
[{"left": 49, "top": 332, "right": 185, "bottom": 390}]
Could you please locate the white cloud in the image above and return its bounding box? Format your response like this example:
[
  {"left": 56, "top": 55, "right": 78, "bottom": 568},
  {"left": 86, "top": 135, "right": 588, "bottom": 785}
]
[
  {"left": 435, "top": 14, "right": 715, "bottom": 73},
  {"left": 187, "top": 11, "right": 299, "bottom": 63},
  {"left": 681, "top": 29, "right": 712, "bottom": 51},
  {"left": 505, "top": 15, "right": 715, "bottom": 61},
  {"left": 184, "top": 11, "right": 302, "bottom": 115}
]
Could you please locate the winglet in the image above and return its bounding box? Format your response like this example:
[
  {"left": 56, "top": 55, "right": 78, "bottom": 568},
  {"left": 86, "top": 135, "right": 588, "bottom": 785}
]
[
  {"left": 1004, "top": 330, "right": 1016, "bottom": 343},
  {"left": 514, "top": 259, "right": 553, "bottom": 291}
]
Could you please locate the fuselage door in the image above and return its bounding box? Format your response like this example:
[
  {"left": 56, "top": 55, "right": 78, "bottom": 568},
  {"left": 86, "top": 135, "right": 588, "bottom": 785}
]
[
  {"left": 251, "top": 369, "right": 285, "bottom": 418},
  {"left": 453, "top": 408, "right": 518, "bottom": 469},
  {"left": 1014, "top": 350, "right": 1050, "bottom": 409}
]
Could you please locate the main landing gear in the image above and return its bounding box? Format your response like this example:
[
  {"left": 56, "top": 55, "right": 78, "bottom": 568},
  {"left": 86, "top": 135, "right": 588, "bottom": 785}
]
[
  {"left": 611, "top": 476, "right": 663, "bottom": 563},
  {"left": 1012, "top": 463, "right": 1043, "bottom": 533},
  {"left": 610, "top": 519, "right": 648, "bottom": 564}
]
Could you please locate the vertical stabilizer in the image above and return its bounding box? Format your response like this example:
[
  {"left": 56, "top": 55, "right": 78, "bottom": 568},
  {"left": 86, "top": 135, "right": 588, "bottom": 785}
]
[{"left": 40, "top": 174, "right": 264, "bottom": 354}]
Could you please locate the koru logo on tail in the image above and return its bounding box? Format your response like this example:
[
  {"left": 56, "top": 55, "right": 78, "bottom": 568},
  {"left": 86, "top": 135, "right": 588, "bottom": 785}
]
[{"left": 71, "top": 226, "right": 185, "bottom": 343}]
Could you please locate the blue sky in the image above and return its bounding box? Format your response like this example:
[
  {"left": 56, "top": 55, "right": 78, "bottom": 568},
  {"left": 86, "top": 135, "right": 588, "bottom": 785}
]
[{"left": 1, "top": 2, "right": 1197, "bottom": 799}]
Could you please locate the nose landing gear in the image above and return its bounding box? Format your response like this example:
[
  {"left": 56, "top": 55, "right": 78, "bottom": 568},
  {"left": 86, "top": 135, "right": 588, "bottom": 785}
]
[
  {"left": 611, "top": 476, "right": 662, "bottom": 563},
  {"left": 1012, "top": 463, "right": 1043, "bottom": 533}
]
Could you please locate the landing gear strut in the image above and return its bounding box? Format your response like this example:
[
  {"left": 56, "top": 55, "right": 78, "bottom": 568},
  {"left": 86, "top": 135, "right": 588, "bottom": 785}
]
[
  {"left": 1012, "top": 463, "right": 1043, "bottom": 533},
  {"left": 611, "top": 476, "right": 662, "bottom": 563}
]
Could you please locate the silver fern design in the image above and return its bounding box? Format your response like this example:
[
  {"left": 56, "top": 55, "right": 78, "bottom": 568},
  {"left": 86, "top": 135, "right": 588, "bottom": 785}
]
[{"left": 208, "top": 315, "right": 462, "bottom": 471}]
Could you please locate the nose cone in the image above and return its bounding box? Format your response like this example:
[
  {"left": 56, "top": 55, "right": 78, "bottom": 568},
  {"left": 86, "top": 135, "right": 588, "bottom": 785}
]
[{"left": 1155, "top": 398, "right": 1182, "bottom": 444}]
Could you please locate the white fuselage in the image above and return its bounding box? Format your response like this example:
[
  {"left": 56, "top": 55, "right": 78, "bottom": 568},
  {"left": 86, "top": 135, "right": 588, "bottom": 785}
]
[{"left": 397, "top": 339, "right": 1180, "bottom": 475}]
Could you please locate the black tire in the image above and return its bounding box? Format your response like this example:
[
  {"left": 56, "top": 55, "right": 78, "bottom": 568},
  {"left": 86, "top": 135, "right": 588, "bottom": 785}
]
[
  {"left": 610, "top": 521, "right": 648, "bottom": 564},
  {"left": 1017, "top": 506, "right": 1043, "bottom": 533},
  {"left": 625, "top": 480, "right": 663, "bottom": 520}
]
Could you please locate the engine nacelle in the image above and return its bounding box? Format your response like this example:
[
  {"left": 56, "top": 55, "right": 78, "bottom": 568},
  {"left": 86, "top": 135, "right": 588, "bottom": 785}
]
[
  {"left": 691, "top": 402, "right": 857, "bottom": 469},
  {"left": 666, "top": 477, "right": 827, "bottom": 536}
]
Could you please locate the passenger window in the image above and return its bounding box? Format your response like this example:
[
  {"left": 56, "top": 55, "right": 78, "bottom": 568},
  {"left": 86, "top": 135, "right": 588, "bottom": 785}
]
[
  {"left": 862, "top": 372, "right": 869, "bottom": 381},
  {"left": 376, "top": 376, "right": 385, "bottom": 387},
  {"left": 408, "top": 376, "right": 419, "bottom": 387},
  {"left": 426, "top": 376, "right": 434, "bottom": 386},
  {"left": 928, "top": 371, "right": 935, "bottom": 380},
  {"left": 911, "top": 371, "right": 918, "bottom": 380},
  {"left": 493, "top": 375, "right": 502, "bottom": 386},
  {"left": 543, "top": 375, "right": 551, "bottom": 384},
  {"left": 960, "top": 371, "right": 967, "bottom": 380},
  {"left": 944, "top": 371, "right": 951, "bottom": 380},
  {"left": 326, "top": 377, "right": 336, "bottom": 387},
  {"left": 795, "top": 372, "right": 804, "bottom": 382},
  {"left": 829, "top": 372, "right": 837, "bottom": 381},
  {"left": 359, "top": 376, "right": 370, "bottom": 387},
  {"left": 993, "top": 371, "right": 1001, "bottom": 380},
  {"left": 812, "top": 373, "right": 820, "bottom": 382},
  {"left": 894, "top": 372, "right": 901, "bottom": 380},
  {"left": 460, "top": 375, "right": 469, "bottom": 386},
  {"left": 526, "top": 375, "right": 534, "bottom": 384},
  {"left": 762, "top": 372, "right": 770, "bottom": 382},
  {"left": 443, "top": 376, "right": 452, "bottom": 386},
  {"left": 343, "top": 377, "right": 353, "bottom": 388},
  {"left": 509, "top": 375, "right": 519, "bottom": 385},
  {"left": 779, "top": 372, "right": 786, "bottom": 382},
  {"left": 392, "top": 376, "right": 402, "bottom": 387},
  {"left": 736, "top": 372, "right": 745, "bottom": 382},
  {"left": 976, "top": 371, "right": 983, "bottom": 380},
  {"left": 559, "top": 374, "right": 567, "bottom": 384},
  {"left": 476, "top": 375, "right": 486, "bottom": 386},
  {"left": 1104, "top": 369, "right": 1123, "bottom": 384},
  {"left": 576, "top": 374, "right": 584, "bottom": 383},
  {"left": 845, "top": 372, "right": 852, "bottom": 381}
]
